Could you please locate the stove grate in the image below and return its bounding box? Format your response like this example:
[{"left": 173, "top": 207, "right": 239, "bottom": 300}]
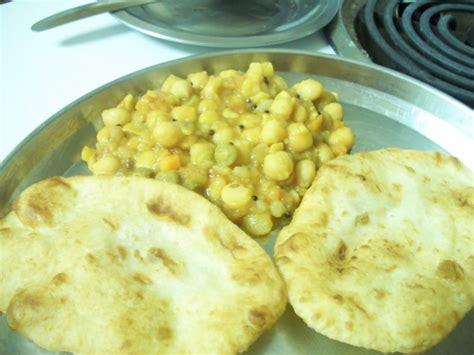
[
  {"left": 437, "top": 14, "right": 474, "bottom": 56},
  {"left": 357, "top": 0, "right": 474, "bottom": 106}
]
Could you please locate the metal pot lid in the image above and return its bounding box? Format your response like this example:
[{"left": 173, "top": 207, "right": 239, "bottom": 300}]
[{"left": 110, "top": 0, "right": 341, "bottom": 47}]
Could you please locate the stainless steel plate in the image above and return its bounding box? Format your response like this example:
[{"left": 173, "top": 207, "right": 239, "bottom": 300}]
[
  {"left": 110, "top": 0, "right": 341, "bottom": 47},
  {"left": 0, "top": 50, "right": 473, "bottom": 355}
]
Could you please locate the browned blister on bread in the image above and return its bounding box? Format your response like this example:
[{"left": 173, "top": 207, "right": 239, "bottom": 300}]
[
  {"left": 275, "top": 148, "right": 474, "bottom": 353},
  {"left": 0, "top": 176, "right": 287, "bottom": 355}
]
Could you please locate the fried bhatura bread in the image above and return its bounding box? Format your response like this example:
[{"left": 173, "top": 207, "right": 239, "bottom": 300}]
[
  {"left": 0, "top": 176, "right": 287, "bottom": 355},
  {"left": 274, "top": 148, "right": 474, "bottom": 353}
]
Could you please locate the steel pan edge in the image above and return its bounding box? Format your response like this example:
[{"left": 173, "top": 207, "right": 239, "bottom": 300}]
[{"left": 1, "top": 49, "right": 473, "bottom": 216}]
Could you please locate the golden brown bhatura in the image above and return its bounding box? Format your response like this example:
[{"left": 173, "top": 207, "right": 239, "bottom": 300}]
[
  {"left": 275, "top": 148, "right": 474, "bottom": 353},
  {"left": 0, "top": 176, "right": 287, "bottom": 355}
]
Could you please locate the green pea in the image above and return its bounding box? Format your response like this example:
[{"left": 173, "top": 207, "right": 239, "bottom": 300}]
[
  {"left": 214, "top": 143, "right": 238, "bottom": 166},
  {"left": 133, "top": 167, "right": 154, "bottom": 178},
  {"left": 190, "top": 142, "right": 215, "bottom": 169},
  {"left": 180, "top": 164, "right": 208, "bottom": 190},
  {"left": 155, "top": 171, "right": 180, "bottom": 184}
]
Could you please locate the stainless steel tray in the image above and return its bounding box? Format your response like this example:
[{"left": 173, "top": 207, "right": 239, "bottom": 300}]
[
  {"left": 110, "top": 0, "right": 340, "bottom": 47},
  {"left": 0, "top": 50, "right": 473, "bottom": 355}
]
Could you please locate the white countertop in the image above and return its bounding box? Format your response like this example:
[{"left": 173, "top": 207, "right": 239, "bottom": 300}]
[{"left": 0, "top": 0, "right": 335, "bottom": 163}]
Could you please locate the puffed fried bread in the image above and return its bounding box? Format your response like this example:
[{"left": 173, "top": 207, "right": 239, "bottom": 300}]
[
  {"left": 275, "top": 148, "right": 474, "bottom": 353},
  {"left": 0, "top": 176, "right": 287, "bottom": 355}
]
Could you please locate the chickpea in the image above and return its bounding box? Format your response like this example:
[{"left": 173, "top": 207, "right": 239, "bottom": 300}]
[
  {"left": 118, "top": 94, "right": 134, "bottom": 111},
  {"left": 198, "top": 110, "right": 220, "bottom": 133},
  {"left": 264, "top": 151, "right": 294, "bottom": 181},
  {"left": 329, "top": 126, "right": 355, "bottom": 150},
  {"left": 198, "top": 98, "right": 219, "bottom": 113},
  {"left": 320, "top": 129, "right": 331, "bottom": 143},
  {"left": 146, "top": 110, "right": 169, "bottom": 129},
  {"left": 261, "top": 62, "right": 274, "bottom": 77},
  {"left": 274, "top": 90, "right": 291, "bottom": 100},
  {"left": 212, "top": 165, "right": 232, "bottom": 177},
  {"left": 96, "top": 126, "right": 123, "bottom": 147},
  {"left": 138, "top": 132, "right": 155, "bottom": 152},
  {"left": 270, "top": 97, "right": 293, "bottom": 119},
  {"left": 219, "top": 69, "right": 240, "bottom": 79},
  {"left": 251, "top": 92, "right": 271, "bottom": 104},
  {"left": 187, "top": 71, "right": 208, "bottom": 90},
  {"left": 92, "top": 155, "right": 120, "bottom": 175},
  {"left": 292, "top": 104, "right": 308, "bottom": 122},
  {"left": 255, "top": 99, "right": 272, "bottom": 113},
  {"left": 264, "top": 182, "right": 282, "bottom": 200},
  {"left": 308, "top": 114, "right": 324, "bottom": 133},
  {"left": 272, "top": 75, "right": 288, "bottom": 92},
  {"left": 314, "top": 90, "right": 337, "bottom": 111},
  {"left": 179, "top": 135, "right": 199, "bottom": 150},
  {"left": 153, "top": 121, "right": 183, "bottom": 148},
  {"left": 131, "top": 111, "right": 145, "bottom": 123},
  {"left": 161, "top": 74, "right": 179, "bottom": 93},
  {"left": 254, "top": 200, "right": 269, "bottom": 214},
  {"left": 239, "top": 113, "right": 261, "bottom": 129},
  {"left": 269, "top": 142, "right": 284, "bottom": 153},
  {"left": 202, "top": 77, "right": 223, "bottom": 99},
  {"left": 208, "top": 175, "right": 227, "bottom": 201},
  {"left": 221, "top": 183, "right": 252, "bottom": 209},
  {"left": 184, "top": 95, "right": 200, "bottom": 108},
  {"left": 212, "top": 126, "right": 235, "bottom": 144},
  {"left": 261, "top": 119, "right": 287, "bottom": 145},
  {"left": 241, "top": 213, "right": 273, "bottom": 237},
  {"left": 115, "top": 145, "right": 134, "bottom": 161},
  {"left": 241, "top": 78, "right": 261, "bottom": 97},
  {"left": 288, "top": 122, "right": 313, "bottom": 152},
  {"left": 171, "top": 106, "right": 197, "bottom": 122},
  {"left": 241, "top": 127, "right": 261, "bottom": 144},
  {"left": 96, "top": 127, "right": 110, "bottom": 143},
  {"left": 170, "top": 79, "right": 192, "bottom": 99},
  {"left": 123, "top": 123, "right": 144, "bottom": 137},
  {"left": 222, "top": 108, "right": 239, "bottom": 119},
  {"left": 81, "top": 146, "right": 95, "bottom": 162},
  {"left": 250, "top": 143, "right": 269, "bottom": 165},
  {"left": 295, "top": 79, "right": 323, "bottom": 101},
  {"left": 270, "top": 201, "right": 286, "bottom": 218},
  {"left": 233, "top": 140, "right": 252, "bottom": 165},
  {"left": 135, "top": 150, "right": 159, "bottom": 169},
  {"left": 247, "top": 62, "right": 264, "bottom": 80},
  {"left": 289, "top": 189, "right": 301, "bottom": 205},
  {"left": 185, "top": 94, "right": 200, "bottom": 107},
  {"left": 296, "top": 160, "right": 316, "bottom": 188},
  {"left": 316, "top": 143, "right": 334, "bottom": 164},
  {"left": 232, "top": 166, "right": 252, "bottom": 179},
  {"left": 322, "top": 102, "right": 343, "bottom": 123},
  {"left": 331, "top": 144, "right": 348, "bottom": 156},
  {"left": 102, "top": 107, "right": 130, "bottom": 126}
]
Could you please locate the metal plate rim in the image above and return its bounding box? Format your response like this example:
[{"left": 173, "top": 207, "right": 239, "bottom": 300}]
[
  {"left": 109, "top": 0, "right": 341, "bottom": 47},
  {"left": 1, "top": 48, "right": 473, "bottom": 355},
  {"left": 1, "top": 48, "right": 473, "bottom": 170}
]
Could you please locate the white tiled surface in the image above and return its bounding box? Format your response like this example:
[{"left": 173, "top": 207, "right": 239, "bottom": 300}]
[{"left": 0, "top": 0, "right": 334, "bottom": 163}]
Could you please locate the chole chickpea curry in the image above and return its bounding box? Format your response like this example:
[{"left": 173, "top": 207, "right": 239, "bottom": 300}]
[{"left": 82, "top": 62, "right": 355, "bottom": 236}]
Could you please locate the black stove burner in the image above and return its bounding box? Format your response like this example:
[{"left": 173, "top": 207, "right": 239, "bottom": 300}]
[{"left": 355, "top": 0, "right": 474, "bottom": 106}]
